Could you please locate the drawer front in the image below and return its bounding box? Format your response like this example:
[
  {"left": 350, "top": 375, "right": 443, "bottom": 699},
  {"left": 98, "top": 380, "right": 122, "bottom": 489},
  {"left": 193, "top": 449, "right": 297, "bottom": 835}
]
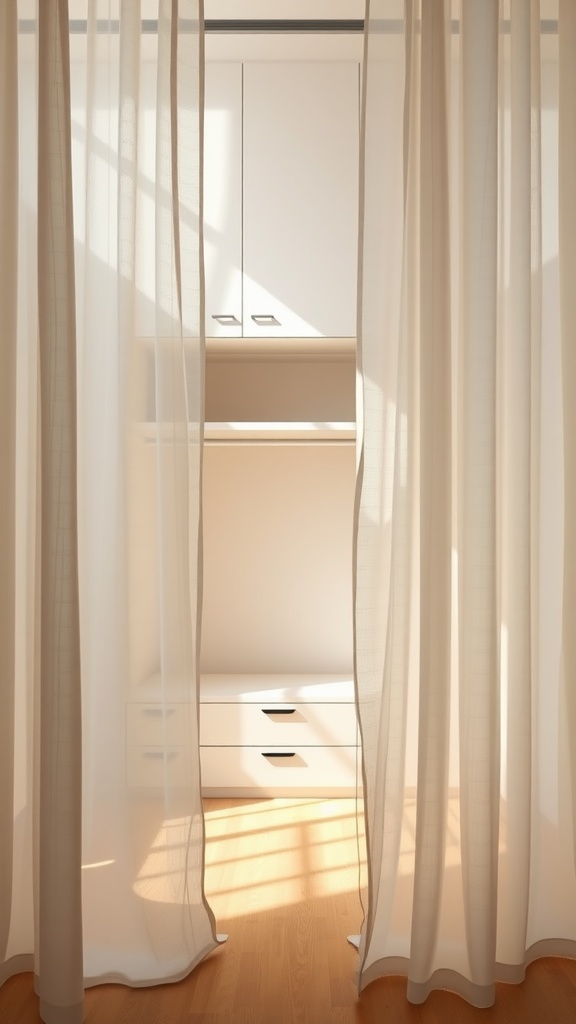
[
  {"left": 126, "top": 703, "right": 192, "bottom": 747},
  {"left": 126, "top": 746, "right": 197, "bottom": 788},
  {"left": 200, "top": 702, "right": 357, "bottom": 747},
  {"left": 200, "top": 745, "right": 360, "bottom": 794}
]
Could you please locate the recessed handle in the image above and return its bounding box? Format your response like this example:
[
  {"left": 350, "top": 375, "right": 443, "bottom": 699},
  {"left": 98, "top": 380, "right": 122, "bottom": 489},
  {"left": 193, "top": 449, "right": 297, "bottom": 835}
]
[
  {"left": 143, "top": 707, "right": 176, "bottom": 716},
  {"left": 251, "top": 314, "right": 281, "bottom": 327},
  {"left": 143, "top": 750, "right": 179, "bottom": 760},
  {"left": 212, "top": 314, "right": 241, "bottom": 325},
  {"left": 262, "top": 751, "right": 296, "bottom": 759},
  {"left": 262, "top": 708, "right": 296, "bottom": 716}
]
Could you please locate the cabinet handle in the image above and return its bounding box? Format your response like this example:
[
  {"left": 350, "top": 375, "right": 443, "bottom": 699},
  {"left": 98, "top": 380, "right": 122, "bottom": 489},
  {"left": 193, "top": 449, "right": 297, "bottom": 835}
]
[
  {"left": 262, "top": 708, "right": 296, "bottom": 716},
  {"left": 143, "top": 707, "right": 175, "bottom": 716},
  {"left": 262, "top": 751, "right": 296, "bottom": 758},
  {"left": 212, "top": 314, "right": 241, "bottom": 325},
  {"left": 143, "top": 750, "right": 179, "bottom": 760},
  {"left": 251, "top": 314, "right": 281, "bottom": 327}
]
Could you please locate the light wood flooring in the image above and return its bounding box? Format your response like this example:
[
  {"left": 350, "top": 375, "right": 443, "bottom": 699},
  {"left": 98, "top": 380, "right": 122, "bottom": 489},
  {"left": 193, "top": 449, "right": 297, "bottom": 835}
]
[{"left": 2, "top": 797, "right": 576, "bottom": 1023}]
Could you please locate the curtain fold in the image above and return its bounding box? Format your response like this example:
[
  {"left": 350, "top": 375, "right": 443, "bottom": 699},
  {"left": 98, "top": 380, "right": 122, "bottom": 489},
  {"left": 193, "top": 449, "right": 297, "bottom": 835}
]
[
  {"left": 559, "top": 0, "right": 576, "bottom": 834},
  {"left": 0, "top": 0, "right": 19, "bottom": 981},
  {"left": 0, "top": 4, "right": 216, "bottom": 1022},
  {"left": 458, "top": 0, "right": 500, "bottom": 992},
  {"left": 356, "top": 0, "right": 576, "bottom": 1006},
  {"left": 37, "top": 2, "right": 84, "bottom": 1020}
]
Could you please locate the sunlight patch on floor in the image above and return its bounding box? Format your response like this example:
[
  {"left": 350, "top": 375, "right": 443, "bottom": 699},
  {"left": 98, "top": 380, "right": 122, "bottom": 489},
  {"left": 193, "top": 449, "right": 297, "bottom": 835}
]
[{"left": 202, "top": 797, "right": 367, "bottom": 918}]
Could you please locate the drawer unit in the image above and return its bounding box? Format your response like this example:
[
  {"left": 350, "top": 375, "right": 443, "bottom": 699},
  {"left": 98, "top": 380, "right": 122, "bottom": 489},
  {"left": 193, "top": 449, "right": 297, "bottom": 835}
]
[
  {"left": 199, "top": 745, "right": 360, "bottom": 797},
  {"left": 125, "top": 677, "right": 361, "bottom": 795},
  {"left": 200, "top": 702, "right": 357, "bottom": 747},
  {"left": 199, "top": 675, "right": 361, "bottom": 797}
]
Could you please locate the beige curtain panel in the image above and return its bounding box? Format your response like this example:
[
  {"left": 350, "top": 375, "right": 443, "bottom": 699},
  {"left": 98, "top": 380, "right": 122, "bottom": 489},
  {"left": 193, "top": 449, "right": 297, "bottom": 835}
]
[
  {"left": 356, "top": 0, "right": 576, "bottom": 1007},
  {"left": 0, "top": 3, "right": 217, "bottom": 1023}
]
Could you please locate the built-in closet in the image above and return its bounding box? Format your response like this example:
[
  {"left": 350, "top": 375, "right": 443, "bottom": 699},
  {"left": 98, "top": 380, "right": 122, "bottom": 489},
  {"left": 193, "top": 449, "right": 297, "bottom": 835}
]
[{"left": 200, "top": 22, "right": 362, "bottom": 796}]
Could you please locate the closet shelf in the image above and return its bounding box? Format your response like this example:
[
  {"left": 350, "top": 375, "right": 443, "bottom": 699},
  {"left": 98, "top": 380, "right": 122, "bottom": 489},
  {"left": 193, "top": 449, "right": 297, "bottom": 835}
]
[
  {"left": 138, "top": 421, "right": 356, "bottom": 443},
  {"left": 206, "top": 337, "right": 356, "bottom": 362},
  {"left": 205, "top": 421, "right": 355, "bottom": 442},
  {"left": 200, "top": 674, "right": 355, "bottom": 703}
]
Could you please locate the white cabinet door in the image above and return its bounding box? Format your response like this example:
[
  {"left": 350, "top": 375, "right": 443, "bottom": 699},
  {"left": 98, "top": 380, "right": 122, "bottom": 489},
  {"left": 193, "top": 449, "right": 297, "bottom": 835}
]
[
  {"left": 242, "top": 62, "right": 359, "bottom": 338},
  {"left": 204, "top": 61, "right": 359, "bottom": 338},
  {"left": 204, "top": 62, "right": 243, "bottom": 337}
]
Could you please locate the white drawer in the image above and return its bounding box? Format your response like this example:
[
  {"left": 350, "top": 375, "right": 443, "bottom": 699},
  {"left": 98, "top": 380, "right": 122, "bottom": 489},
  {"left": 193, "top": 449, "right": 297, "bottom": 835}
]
[
  {"left": 126, "top": 745, "right": 199, "bottom": 789},
  {"left": 126, "top": 703, "right": 193, "bottom": 746},
  {"left": 200, "top": 745, "right": 360, "bottom": 795},
  {"left": 200, "top": 702, "right": 357, "bottom": 746}
]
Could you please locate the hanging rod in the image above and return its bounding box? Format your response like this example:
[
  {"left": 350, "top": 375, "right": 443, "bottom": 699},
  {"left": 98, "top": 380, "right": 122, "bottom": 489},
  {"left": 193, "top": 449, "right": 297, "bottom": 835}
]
[{"left": 206, "top": 19, "right": 365, "bottom": 33}]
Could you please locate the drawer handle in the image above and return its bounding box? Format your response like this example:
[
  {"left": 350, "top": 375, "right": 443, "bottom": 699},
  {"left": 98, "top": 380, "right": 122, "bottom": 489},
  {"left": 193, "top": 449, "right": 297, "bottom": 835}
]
[
  {"left": 142, "top": 707, "right": 176, "bottom": 716},
  {"left": 143, "top": 750, "right": 179, "bottom": 760},
  {"left": 262, "top": 708, "right": 296, "bottom": 716},
  {"left": 262, "top": 752, "right": 296, "bottom": 758},
  {"left": 251, "top": 314, "right": 281, "bottom": 327},
  {"left": 212, "top": 314, "right": 240, "bottom": 325}
]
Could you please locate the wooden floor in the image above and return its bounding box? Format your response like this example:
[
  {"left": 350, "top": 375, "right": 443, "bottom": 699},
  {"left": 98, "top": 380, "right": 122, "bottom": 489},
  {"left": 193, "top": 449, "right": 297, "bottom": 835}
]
[{"left": 2, "top": 797, "right": 576, "bottom": 1023}]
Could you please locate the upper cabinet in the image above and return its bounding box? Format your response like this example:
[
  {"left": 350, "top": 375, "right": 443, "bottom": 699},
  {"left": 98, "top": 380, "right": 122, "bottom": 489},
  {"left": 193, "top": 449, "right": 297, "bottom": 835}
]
[
  {"left": 204, "top": 60, "right": 360, "bottom": 338},
  {"left": 204, "top": 62, "right": 244, "bottom": 337}
]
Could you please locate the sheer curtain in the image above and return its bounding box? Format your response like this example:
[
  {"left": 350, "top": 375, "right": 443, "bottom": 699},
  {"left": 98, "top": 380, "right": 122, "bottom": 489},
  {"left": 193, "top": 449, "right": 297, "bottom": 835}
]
[
  {"left": 0, "top": 3, "right": 217, "bottom": 1023},
  {"left": 356, "top": 0, "right": 576, "bottom": 1007}
]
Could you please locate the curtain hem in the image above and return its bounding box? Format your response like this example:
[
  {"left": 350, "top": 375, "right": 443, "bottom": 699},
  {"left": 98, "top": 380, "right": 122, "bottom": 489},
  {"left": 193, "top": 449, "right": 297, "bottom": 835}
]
[
  {"left": 0, "top": 954, "right": 35, "bottom": 987},
  {"left": 38, "top": 997, "right": 84, "bottom": 1024},
  {"left": 82, "top": 937, "right": 220, "bottom": 989},
  {"left": 358, "top": 939, "right": 576, "bottom": 1006}
]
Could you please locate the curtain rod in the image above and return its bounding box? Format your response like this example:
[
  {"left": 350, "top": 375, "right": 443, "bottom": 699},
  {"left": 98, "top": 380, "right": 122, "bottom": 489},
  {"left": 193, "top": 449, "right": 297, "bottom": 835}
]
[{"left": 17, "top": 18, "right": 559, "bottom": 35}]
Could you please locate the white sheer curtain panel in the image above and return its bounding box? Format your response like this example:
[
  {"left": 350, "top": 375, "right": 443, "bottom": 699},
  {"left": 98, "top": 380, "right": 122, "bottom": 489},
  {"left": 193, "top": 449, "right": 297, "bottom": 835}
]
[
  {"left": 0, "top": 3, "right": 217, "bottom": 1022},
  {"left": 355, "top": 0, "right": 576, "bottom": 1007}
]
